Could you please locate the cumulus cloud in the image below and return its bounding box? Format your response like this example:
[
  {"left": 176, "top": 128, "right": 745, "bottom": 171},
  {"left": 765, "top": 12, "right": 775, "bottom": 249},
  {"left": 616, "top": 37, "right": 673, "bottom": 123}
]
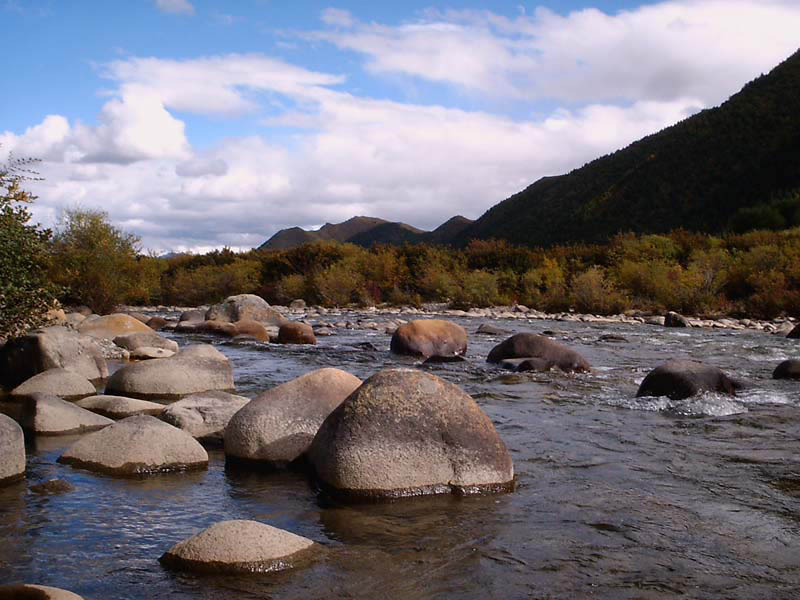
[{"left": 155, "top": 0, "right": 194, "bottom": 16}]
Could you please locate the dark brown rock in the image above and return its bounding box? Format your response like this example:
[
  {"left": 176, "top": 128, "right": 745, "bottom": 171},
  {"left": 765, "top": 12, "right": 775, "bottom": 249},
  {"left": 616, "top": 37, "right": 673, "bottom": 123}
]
[
  {"left": 277, "top": 322, "right": 316, "bottom": 345},
  {"left": 773, "top": 359, "right": 800, "bottom": 380},
  {"left": 487, "top": 333, "right": 590, "bottom": 373},
  {"left": 390, "top": 319, "right": 467, "bottom": 358},
  {"left": 636, "top": 360, "right": 742, "bottom": 400}
]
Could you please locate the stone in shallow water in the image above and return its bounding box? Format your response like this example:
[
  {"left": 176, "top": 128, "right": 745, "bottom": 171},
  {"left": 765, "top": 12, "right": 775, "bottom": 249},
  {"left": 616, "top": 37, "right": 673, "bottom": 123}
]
[
  {"left": 58, "top": 415, "right": 208, "bottom": 476},
  {"left": 75, "top": 395, "right": 165, "bottom": 419},
  {"left": 637, "top": 360, "right": 742, "bottom": 400},
  {"left": 30, "top": 479, "right": 75, "bottom": 495},
  {"left": 487, "top": 333, "right": 590, "bottom": 373},
  {"left": 161, "top": 391, "right": 250, "bottom": 444},
  {"left": 11, "top": 368, "right": 96, "bottom": 402},
  {"left": 0, "top": 414, "right": 25, "bottom": 486},
  {"left": 773, "top": 359, "right": 800, "bottom": 380},
  {"left": 19, "top": 394, "right": 113, "bottom": 436},
  {"left": 159, "top": 519, "right": 315, "bottom": 574},
  {"left": 0, "top": 584, "right": 85, "bottom": 599}
]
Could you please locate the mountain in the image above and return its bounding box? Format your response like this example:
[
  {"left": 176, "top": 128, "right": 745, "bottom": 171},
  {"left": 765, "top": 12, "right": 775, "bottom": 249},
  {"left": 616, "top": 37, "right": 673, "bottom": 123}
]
[
  {"left": 457, "top": 49, "right": 800, "bottom": 247},
  {"left": 259, "top": 216, "right": 387, "bottom": 250},
  {"left": 347, "top": 222, "right": 425, "bottom": 247}
]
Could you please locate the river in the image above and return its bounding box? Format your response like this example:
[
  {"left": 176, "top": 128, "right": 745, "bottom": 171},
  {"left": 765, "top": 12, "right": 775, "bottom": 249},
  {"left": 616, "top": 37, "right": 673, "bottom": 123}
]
[{"left": 1, "top": 313, "right": 799, "bottom": 599}]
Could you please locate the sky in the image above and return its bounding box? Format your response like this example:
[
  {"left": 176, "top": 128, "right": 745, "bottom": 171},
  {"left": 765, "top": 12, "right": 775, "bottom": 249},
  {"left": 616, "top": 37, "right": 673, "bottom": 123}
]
[{"left": 2, "top": 0, "right": 799, "bottom": 253}]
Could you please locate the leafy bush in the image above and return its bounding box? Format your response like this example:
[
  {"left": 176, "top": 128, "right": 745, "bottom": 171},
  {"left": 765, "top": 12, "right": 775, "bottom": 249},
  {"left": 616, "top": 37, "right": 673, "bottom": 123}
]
[{"left": 570, "top": 266, "right": 630, "bottom": 315}]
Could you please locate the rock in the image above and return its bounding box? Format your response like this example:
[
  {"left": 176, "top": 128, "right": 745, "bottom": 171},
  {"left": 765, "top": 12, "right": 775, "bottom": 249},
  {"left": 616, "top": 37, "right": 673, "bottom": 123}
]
[
  {"left": 64, "top": 312, "right": 87, "bottom": 327},
  {"left": 664, "top": 311, "right": 690, "bottom": 328},
  {"left": 233, "top": 319, "right": 270, "bottom": 342},
  {"left": 390, "top": 319, "right": 468, "bottom": 358},
  {"left": 147, "top": 316, "right": 169, "bottom": 330},
  {"left": 500, "top": 357, "right": 554, "bottom": 372},
  {"left": 179, "top": 309, "right": 206, "bottom": 322},
  {"left": 159, "top": 520, "right": 314, "bottom": 574},
  {"left": 127, "top": 312, "right": 150, "bottom": 324},
  {"left": 113, "top": 331, "right": 179, "bottom": 353},
  {"left": 206, "top": 294, "right": 288, "bottom": 326},
  {"left": 18, "top": 394, "right": 113, "bottom": 435},
  {"left": 636, "top": 360, "right": 742, "bottom": 400},
  {"left": 0, "top": 326, "right": 108, "bottom": 388},
  {"left": 11, "top": 368, "right": 96, "bottom": 402},
  {"left": 289, "top": 299, "right": 307, "bottom": 310},
  {"left": 225, "top": 368, "right": 361, "bottom": 466},
  {"left": 599, "top": 334, "right": 629, "bottom": 343},
  {"left": 78, "top": 313, "right": 153, "bottom": 339},
  {"left": 105, "top": 345, "right": 234, "bottom": 401},
  {"left": 787, "top": 324, "right": 800, "bottom": 339},
  {"left": 30, "top": 479, "right": 75, "bottom": 495},
  {"left": 277, "top": 322, "right": 317, "bottom": 345},
  {"left": 314, "top": 327, "right": 335, "bottom": 337},
  {"left": 44, "top": 308, "right": 67, "bottom": 325},
  {"left": 130, "top": 347, "right": 175, "bottom": 360},
  {"left": 476, "top": 323, "right": 512, "bottom": 336},
  {"left": 773, "top": 359, "right": 800, "bottom": 380},
  {"left": 422, "top": 354, "right": 467, "bottom": 364},
  {"left": 0, "top": 414, "right": 25, "bottom": 486},
  {"left": 644, "top": 316, "right": 666, "bottom": 326},
  {"left": 308, "top": 368, "right": 514, "bottom": 500},
  {"left": 161, "top": 391, "right": 250, "bottom": 444},
  {"left": 487, "top": 333, "right": 591, "bottom": 373},
  {"left": 0, "top": 584, "right": 85, "bottom": 599},
  {"left": 75, "top": 395, "right": 165, "bottom": 419},
  {"left": 197, "top": 319, "right": 238, "bottom": 336},
  {"left": 58, "top": 415, "right": 208, "bottom": 475}
]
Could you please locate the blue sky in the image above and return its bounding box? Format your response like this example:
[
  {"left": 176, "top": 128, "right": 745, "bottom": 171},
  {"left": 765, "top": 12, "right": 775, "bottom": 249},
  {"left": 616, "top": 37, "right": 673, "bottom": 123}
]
[{"left": 2, "top": 0, "right": 798, "bottom": 252}]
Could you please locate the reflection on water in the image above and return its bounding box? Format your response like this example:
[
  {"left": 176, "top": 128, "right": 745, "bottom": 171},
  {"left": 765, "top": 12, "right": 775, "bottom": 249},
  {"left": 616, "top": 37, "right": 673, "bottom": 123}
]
[{"left": 1, "top": 316, "right": 800, "bottom": 598}]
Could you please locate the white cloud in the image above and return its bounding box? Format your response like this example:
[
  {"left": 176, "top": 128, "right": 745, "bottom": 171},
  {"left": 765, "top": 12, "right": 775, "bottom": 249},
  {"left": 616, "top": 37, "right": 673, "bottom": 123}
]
[
  {"left": 155, "top": 0, "right": 194, "bottom": 16},
  {"left": 321, "top": 8, "right": 355, "bottom": 28}
]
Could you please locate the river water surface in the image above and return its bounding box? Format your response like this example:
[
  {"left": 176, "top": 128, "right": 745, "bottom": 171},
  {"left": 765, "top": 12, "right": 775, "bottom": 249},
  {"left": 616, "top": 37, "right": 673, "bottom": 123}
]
[{"left": 2, "top": 313, "right": 799, "bottom": 599}]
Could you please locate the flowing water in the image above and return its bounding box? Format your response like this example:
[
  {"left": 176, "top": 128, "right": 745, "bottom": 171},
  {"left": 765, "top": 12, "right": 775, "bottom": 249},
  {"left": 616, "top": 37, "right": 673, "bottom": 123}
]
[{"left": 2, "top": 314, "right": 800, "bottom": 599}]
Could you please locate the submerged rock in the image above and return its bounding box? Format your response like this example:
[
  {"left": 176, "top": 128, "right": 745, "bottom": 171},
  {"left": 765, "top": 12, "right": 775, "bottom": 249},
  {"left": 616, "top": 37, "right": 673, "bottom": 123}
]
[
  {"left": 30, "top": 479, "right": 75, "bottom": 495},
  {"left": 636, "top": 360, "right": 742, "bottom": 400},
  {"left": 0, "top": 414, "right": 25, "bottom": 486},
  {"left": 487, "top": 333, "right": 591, "bottom": 373},
  {"left": 308, "top": 368, "right": 514, "bottom": 500},
  {"left": 390, "top": 319, "right": 467, "bottom": 358},
  {"left": 159, "top": 520, "right": 315, "bottom": 574},
  {"left": 773, "top": 359, "right": 800, "bottom": 380},
  {"left": 58, "top": 415, "right": 208, "bottom": 476},
  {"left": 161, "top": 391, "right": 250, "bottom": 444}
]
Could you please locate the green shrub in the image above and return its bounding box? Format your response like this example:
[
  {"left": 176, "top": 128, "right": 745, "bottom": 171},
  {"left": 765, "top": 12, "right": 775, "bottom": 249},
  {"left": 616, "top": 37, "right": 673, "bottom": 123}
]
[{"left": 570, "top": 266, "right": 630, "bottom": 314}]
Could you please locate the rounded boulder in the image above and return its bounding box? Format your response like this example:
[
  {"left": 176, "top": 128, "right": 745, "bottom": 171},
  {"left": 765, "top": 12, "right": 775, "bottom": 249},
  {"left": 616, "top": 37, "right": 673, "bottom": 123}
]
[
  {"left": 225, "top": 368, "right": 361, "bottom": 466},
  {"left": 113, "top": 331, "right": 179, "bottom": 353},
  {"left": 0, "top": 414, "right": 25, "bottom": 486},
  {"left": 205, "top": 294, "right": 288, "bottom": 326},
  {"left": 162, "top": 391, "right": 250, "bottom": 444},
  {"left": 78, "top": 313, "right": 152, "bottom": 340},
  {"left": 277, "top": 322, "right": 316, "bottom": 345},
  {"left": 0, "top": 584, "right": 85, "bottom": 600},
  {"left": 19, "top": 394, "right": 113, "bottom": 435},
  {"left": 636, "top": 360, "right": 742, "bottom": 400},
  {"left": 390, "top": 319, "right": 467, "bottom": 358},
  {"left": 308, "top": 368, "right": 514, "bottom": 500},
  {"left": 773, "top": 359, "right": 800, "bottom": 380},
  {"left": 58, "top": 415, "right": 208, "bottom": 475},
  {"left": 75, "top": 395, "right": 165, "bottom": 419},
  {"left": 11, "top": 368, "right": 96, "bottom": 402},
  {"left": 487, "top": 333, "right": 591, "bottom": 373}
]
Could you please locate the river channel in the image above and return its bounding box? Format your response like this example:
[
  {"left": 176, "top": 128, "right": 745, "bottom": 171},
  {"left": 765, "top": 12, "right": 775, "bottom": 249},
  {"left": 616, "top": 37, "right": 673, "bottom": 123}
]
[{"left": 1, "top": 312, "right": 799, "bottom": 599}]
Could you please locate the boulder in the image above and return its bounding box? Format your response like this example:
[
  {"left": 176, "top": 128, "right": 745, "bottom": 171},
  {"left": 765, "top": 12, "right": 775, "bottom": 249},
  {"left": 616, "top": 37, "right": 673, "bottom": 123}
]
[
  {"left": 105, "top": 345, "right": 234, "bottom": 401},
  {"left": 64, "top": 312, "right": 87, "bottom": 327},
  {"left": 308, "top": 368, "right": 514, "bottom": 500},
  {"left": 486, "top": 333, "right": 591, "bottom": 373},
  {"left": 147, "top": 316, "right": 169, "bottom": 330},
  {"left": 225, "top": 368, "right": 360, "bottom": 466},
  {"left": 18, "top": 394, "right": 113, "bottom": 435},
  {"left": 665, "top": 311, "right": 690, "bottom": 328},
  {"left": 159, "top": 520, "right": 314, "bottom": 574},
  {"left": 0, "top": 326, "right": 108, "bottom": 388},
  {"left": 179, "top": 309, "right": 205, "bottom": 323},
  {"left": 196, "top": 319, "right": 237, "bottom": 336},
  {"left": 289, "top": 299, "right": 307, "bottom": 310},
  {"left": 161, "top": 391, "right": 250, "bottom": 444},
  {"left": 636, "top": 360, "right": 742, "bottom": 400},
  {"left": 233, "top": 319, "right": 270, "bottom": 342},
  {"left": 206, "top": 294, "right": 288, "bottom": 326},
  {"left": 127, "top": 312, "right": 150, "bottom": 324},
  {"left": 30, "top": 479, "right": 75, "bottom": 495},
  {"left": 787, "top": 324, "right": 800, "bottom": 339},
  {"left": 58, "top": 415, "right": 208, "bottom": 475},
  {"left": 11, "top": 368, "right": 96, "bottom": 402},
  {"left": 78, "top": 313, "right": 153, "bottom": 339},
  {"left": 0, "top": 585, "right": 85, "bottom": 600},
  {"left": 276, "top": 322, "right": 316, "bottom": 345},
  {"left": 499, "top": 357, "right": 554, "bottom": 372},
  {"left": 130, "top": 347, "right": 175, "bottom": 360},
  {"left": 476, "top": 323, "right": 513, "bottom": 336},
  {"left": 390, "top": 319, "right": 468, "bottom": 358},
  {"left": 773, "top": 359, "right": 800, "bottom": 380},
  {"left": 0, "top": 414, "right": 25, "bottom": 485},
  {"left": 113, "top": 331, "right": 179, "bottom": 353},
  {"left": 75, "top": 395, "right": 165, "bottom": 419}
]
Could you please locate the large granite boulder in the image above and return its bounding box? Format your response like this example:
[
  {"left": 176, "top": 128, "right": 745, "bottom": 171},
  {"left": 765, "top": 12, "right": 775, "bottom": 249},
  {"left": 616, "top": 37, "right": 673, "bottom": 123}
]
[
  {"left": 487, "top": 333, "right": 591, "bottom": 373},
  {"left": 161, "top": 391, "right": 250, "bottom": 444},
  {"left": 772, "top": 359, "right": 800, "bottom": 380},
  {"left": 206, "top": 294, "right": 287, "bottom": 326},
  {"left": 390, "top": 319, "right": 468, "bottom": 358},
  {"left": 105, "top": 345, "right": 234, "bottom": 401},
  {"left": 78, "top": 313, "right": 152, "bottom": 340},
  {"left": 11, "top": 368, "right": 96, "bottom": 402},
  {"left": 75, "top": 395, "right": 165, "bottom": 419},
  {"left": 225, "top": 368, "right": 361, "bottom": 466},
  {"left": 0, "top": 326, "right": 107, "bottom": 388},
  {"left": 58, "top": 415, "right": 208, "bottom": 475},
  {"left": 0, "top": 585, "right": 85, "bottom": 600},
  {"left": 636, "top": 360, "right": 742, "bottom": 400},
  {"left": 130, "top": 347, "right": 175, "bottom": 360},
  {"left": 308, "top": 368, "right": 514, "bottom": 500},
  {"left": 0, "top": 414, "right": 25, "bottom": 486},
  {"left": 113, "top": 331, "right": 179, "bottom": 353},
  {"left": 18, "top": 394, "right": 113, "bottom": 435},
  {"left": 159, "top": 520, "right": 315, "bottom": 574},
  {"left": 276, "top": 322, "right": 316, "bottom": 345}
]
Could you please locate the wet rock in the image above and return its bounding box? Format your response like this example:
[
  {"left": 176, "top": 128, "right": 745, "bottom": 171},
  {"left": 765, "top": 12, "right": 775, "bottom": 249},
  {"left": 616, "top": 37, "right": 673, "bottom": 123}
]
[
  {"left": 314, "top": 326, "right": 335, "bottom": 337},
  {"left": 159, "top": 520, "right": 315, "bottom": 574},
  {"left": 787, "top": 324, "right": 800, "bottom": 339},
  {"left": 773, "top": 359, "right": 800, "bottom": 380},
  {"left": 664, "top": 311, "right": 690, "bottom": 328},
  {"left": 487, "top": 333, "right": 591, "bottom": 373},
  {"left": 11, "top": 369, "right": 96, "bottom": 402},
  {"left": 277, "top": 322, "right": 317, "bottom": 345},
  {"left": 113, "top": 331, "right": 178, "bottom": 353},
  {"left": 390, "top": 319, "right": 468, "bottom": 358},
  {"left": 18, "top": 394, "right": 113, "bottom": 435},
  {"left": 0, "top": 326, "right": 108, "bottom": 388},
  {"left": 30, "top": 479, "right": 75, "bottom": 495},
  {"left": 644, "top": 316, "right": 666, "bottom": 326},
  {"left": 179, "top": 309, "right": 205, "bottom": 323},
  {"left": 130, "top": 347, "right": 175, "bottom": 360},
  {"left": 78, "top": 313, "right": 153, "bottom": 340},
  {"left": 127, "top": 312, "right": 150, "bottom": 324},
  {"left": 499, "top": 357, "right": 554, "bottom": 372},
  {"left": 308, "top": 368, "right": 514, "bottom": 500},
  {"left": 422, "top": 354, "right": 467, "bottom": 364},
  {"left": 75, "top": 395, "right": 165, "bottom": 419},
  {"left": 147, "top": 316, "right": 169, "bottom": 330},
  {"left": 105, "top": 344, "right": 234, "bottom": 401},
  {"left": 599, "top": 334, "right": 628, "bottom": 343},
  {"left": 225, "top": 368, "right": 361, "bottom": 466},
  {"left": 636, "top": 360, "right": 742, "bottom": 400},
  {"left": 206, "top": 294, "right": 288, "bottom": 326},
  {"left": 233, "top": 319, "right": 270, "bottom": 342},
  {"left": 58, "top": 415, "right": 208, "bottom": 475},
  {"left": 161, "top": 391, "right": 250, "bottom": 444},
  {"left": 290, "top": 299, "right": 307, "bottom": 310},
  {"left": 476, "top": 323, "right": 512, "bottom": 336},
  {"left": 0, "top": 584, "right": 85, "bottom": 599},
  {"left": 0, "top": 414, "right": 25, "bottom": 486},
  {"left": 197, "top": 319, "right": 238, "bottom": 336}
]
